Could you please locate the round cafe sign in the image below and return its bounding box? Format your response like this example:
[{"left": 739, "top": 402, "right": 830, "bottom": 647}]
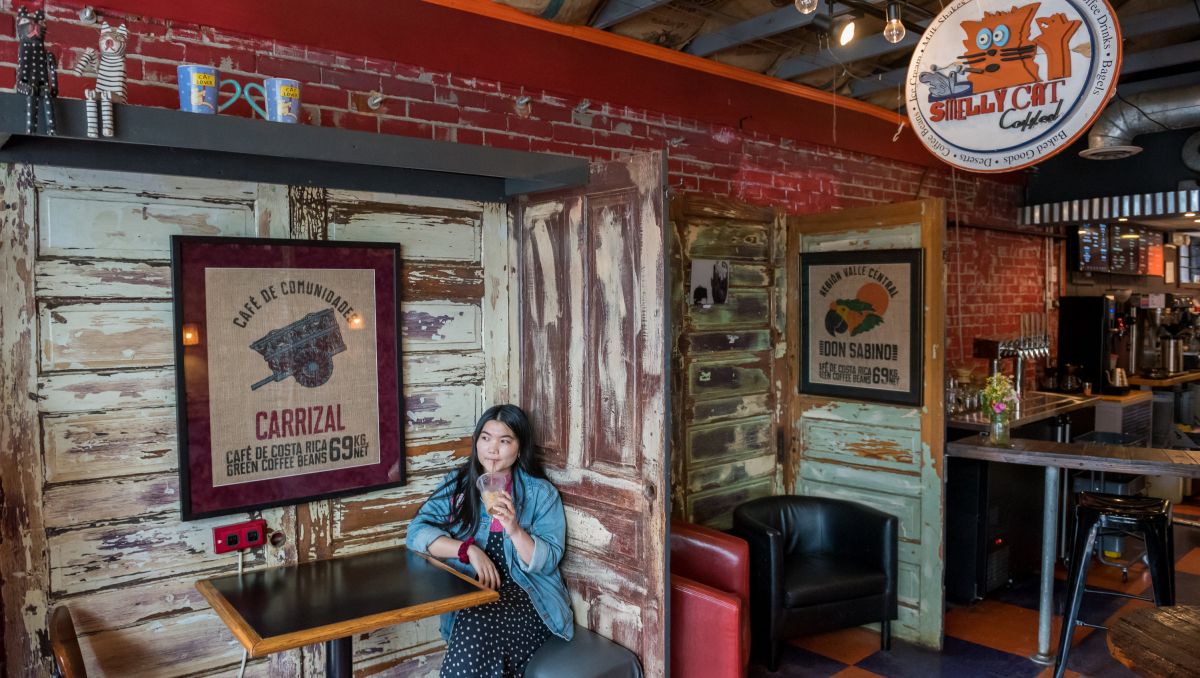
[{"left": 905, "top": 0, "right": 1122, "bottom": 172}]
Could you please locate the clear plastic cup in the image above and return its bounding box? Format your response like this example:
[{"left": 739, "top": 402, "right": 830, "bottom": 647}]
[{"left": 476, "top": 472, "right": 507, "bottom": 512}]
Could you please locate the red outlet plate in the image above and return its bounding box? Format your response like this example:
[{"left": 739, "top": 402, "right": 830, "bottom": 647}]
[{"left": 213, "top": 519, "right": 268, "bottom": 554}]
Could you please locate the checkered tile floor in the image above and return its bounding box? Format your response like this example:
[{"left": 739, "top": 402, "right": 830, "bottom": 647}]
[{"left": 750, "top": 506, "right": 1200, "bottom": 678}]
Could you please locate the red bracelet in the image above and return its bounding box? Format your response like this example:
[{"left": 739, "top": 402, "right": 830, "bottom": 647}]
[{"left": 458, "top": 537, "right": 475, "bottom": 563}]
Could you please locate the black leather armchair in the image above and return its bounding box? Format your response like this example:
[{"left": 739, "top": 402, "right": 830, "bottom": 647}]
[{"left": 732, "top": 495, "right": 898, "bottom": 671}]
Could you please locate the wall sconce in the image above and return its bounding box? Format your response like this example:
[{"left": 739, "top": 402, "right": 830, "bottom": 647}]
[
  {"left": 348, "top": 313, "right": 365, "bottom": 330},
  {"left": 574, "top": 99, "right": 591, "bottom": 113},
  {"left": 366, "top": 93, "right": 384, "bottom": 110},
  {"left": 182, "top": 323, "right": 201, "bottom": 346}
]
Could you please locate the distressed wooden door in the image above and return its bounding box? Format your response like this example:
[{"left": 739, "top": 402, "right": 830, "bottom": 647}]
[
  {"left": 783, "top": 199, "right": 946, "bottom": 648},
  {"left": 669, "top": 196, "right": 783, "bottom": 527},
  {"left": 515, "top": 152, "right": 668, "bottom": 677}
]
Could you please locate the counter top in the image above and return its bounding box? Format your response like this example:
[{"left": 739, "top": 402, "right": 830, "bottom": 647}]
[
  {"left": 1127, "top": 371, "right": 1200, "bottom": 387},
  {"left": 1096, "top": 390, "right": 1154, "bottom": 404},
  {"left": 946, "top": 437, "right": 1200, "bottom": 477},
  {"left": 947, "top": 392, "right": 1098, "bottom": 432}
]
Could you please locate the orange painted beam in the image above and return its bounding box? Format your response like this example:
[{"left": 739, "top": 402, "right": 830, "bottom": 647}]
[{"left": 422, "top": 0, "right": 906, "bottom": 126}]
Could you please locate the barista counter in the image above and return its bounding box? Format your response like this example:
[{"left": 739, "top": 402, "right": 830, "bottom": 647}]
[
  {"left": 947, "top": 392, "right": 1099, "bottom": 435},
  {"left": 1127, "top": 370, "right": 1200, "bottom": 388}
]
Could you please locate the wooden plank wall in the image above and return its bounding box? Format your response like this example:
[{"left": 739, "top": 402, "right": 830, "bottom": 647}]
[
  {"left": 0, "top": 164, "right": 508, "bottom": 677},
  {"left": 669, "top": 196, "right": 782, "bottom": 528}
]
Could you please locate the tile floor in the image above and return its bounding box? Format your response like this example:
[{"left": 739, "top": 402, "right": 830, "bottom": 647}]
[{"left": 750, "top": 502, "right": 1200, "bottom": 677}]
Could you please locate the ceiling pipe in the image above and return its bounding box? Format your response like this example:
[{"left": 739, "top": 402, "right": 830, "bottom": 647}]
[{"left": 1081, "top": 84, "right": 1200, "bottom": 160}]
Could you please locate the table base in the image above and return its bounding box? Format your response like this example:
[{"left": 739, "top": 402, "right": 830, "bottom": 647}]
[{"left": 327, "top": 636, "right": 352, "bottom": 678}]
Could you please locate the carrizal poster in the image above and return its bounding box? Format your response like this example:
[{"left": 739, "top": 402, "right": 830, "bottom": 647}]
[
  {"left": 801, "top": 249, "right": 923, "bottom": 406},
  {"left": 205, "top": 267, "right": 379, "bottom": 487},
  {"left": 173, "top": 237, "right": 404, "bottom": 520}
]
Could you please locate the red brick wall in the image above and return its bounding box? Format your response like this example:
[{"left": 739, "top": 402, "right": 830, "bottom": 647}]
[
  {"left": 946, "top": 226, "right": 1062, "bottom": 382},
  {"left": 1, "top": 1, "right": 1038, "bottom": 369}
]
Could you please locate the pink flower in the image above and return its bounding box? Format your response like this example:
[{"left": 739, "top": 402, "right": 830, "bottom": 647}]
[{"left": 993, "top": 402, "right": 1006, "bottom": 414}]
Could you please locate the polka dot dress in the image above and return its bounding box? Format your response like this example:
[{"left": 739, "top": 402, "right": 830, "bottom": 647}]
[{"left": 440, "top": 531, "right": 551, "bottom": 677}]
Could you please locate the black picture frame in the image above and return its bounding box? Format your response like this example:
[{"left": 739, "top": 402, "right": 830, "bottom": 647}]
[
  {"left": 799, "top": 248, "right": 924, "bottom": 406},
  {"left": 172, "top": 235, "right": 405, "bottom": 520}
]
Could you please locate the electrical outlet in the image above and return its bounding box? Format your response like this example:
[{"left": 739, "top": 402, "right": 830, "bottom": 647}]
[{"left": 213, "top": 519, "right": 268, "bottom": 554}]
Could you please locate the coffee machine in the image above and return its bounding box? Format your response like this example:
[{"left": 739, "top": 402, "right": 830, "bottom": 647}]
[
  {"left": 1130, "top": 295, "right": 1194, "bottom": 378},
  {"left": 1058, "top": 296, "right": 1121, "bottom": 393}
]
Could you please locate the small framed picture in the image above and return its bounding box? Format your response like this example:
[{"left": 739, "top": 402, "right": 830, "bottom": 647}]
[
  {"left": 690, "top": 259, "right": 730, "bottom": 307},
  {"left": 800, "top": 249, "right": 924, "bottom": 406}
]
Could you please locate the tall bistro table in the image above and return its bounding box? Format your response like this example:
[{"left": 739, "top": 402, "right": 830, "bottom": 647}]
[
  {"left": 946, "top": 436, "right": 1200, "bottom": 665},
  {"left": 196, "top": 547, "right": 498, "bottom": 677}
]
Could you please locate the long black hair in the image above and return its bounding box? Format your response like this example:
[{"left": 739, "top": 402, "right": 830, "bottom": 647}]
[{"left": 433, "top": 404, "right": 547, "bottom": 539}]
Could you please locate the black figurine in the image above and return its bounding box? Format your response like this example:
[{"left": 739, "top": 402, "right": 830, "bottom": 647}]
[{"left": 15, "top": 7, "right": 57, "bottom": 135}]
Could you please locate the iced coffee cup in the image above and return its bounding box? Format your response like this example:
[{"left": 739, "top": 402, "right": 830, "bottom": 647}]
[{"left": 476, "top": 472, "right": 507, "bottom": 513}]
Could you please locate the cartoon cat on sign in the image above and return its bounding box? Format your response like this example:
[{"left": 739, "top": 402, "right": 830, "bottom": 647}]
[{"left": 955, "top": 3, "right": 1081, "bottom": 93}]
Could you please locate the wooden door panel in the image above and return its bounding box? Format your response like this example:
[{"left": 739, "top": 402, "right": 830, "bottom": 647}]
[
  {"left": 670, "top": 195, "right": 781, "bottom": 528},
  {"left": 785, "top": 199, "right": 946, "bottom": 648},
  {"left": 517, "top": 152, "right": 667, "bottom": 677}
]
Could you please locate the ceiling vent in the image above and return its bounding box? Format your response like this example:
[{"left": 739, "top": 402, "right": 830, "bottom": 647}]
[{"left": 1081, "top": 85, "right": 1200, "bottom": 160}]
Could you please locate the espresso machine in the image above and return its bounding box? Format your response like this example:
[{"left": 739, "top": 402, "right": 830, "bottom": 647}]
[{"left": 1130, "top": 295, "right": 1194, "bottom": 378}]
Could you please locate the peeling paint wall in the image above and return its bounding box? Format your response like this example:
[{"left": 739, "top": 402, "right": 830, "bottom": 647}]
[
  {"left": 669, "top": 196, "right": 780, "bottom": 527},
  {"left": 0, "top": 165, "right": 508, "bottom": 676}
]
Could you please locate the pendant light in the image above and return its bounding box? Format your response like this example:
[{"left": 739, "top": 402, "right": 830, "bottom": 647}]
[
  {"left": 883, "top": 2, "right": 905, "bottom": 44},
  {"left": 794, "top": 0, "right": 819, "bottom": 15}
]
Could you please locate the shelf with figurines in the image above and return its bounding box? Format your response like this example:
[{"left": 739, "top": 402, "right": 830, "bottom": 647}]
[{"left": 1, "top": 8, "right": 586, "bottom": 200}]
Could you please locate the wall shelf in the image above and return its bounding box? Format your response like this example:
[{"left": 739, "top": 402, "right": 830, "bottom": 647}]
[{"left": 0, "top": 92, "right": 588, "bottom": 201}]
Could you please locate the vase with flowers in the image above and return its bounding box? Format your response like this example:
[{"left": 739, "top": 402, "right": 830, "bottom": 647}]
[{"left": 980, "top": 373, "right": 1018, "bottom": 445}]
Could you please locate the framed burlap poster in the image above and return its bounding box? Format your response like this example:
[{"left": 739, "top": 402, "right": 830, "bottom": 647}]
[
  {"left": 172, "top": 236, "right": 404, "bottom": 519},
  {"left": 800, "top": 249, "right": 924, "bottom": 406}
]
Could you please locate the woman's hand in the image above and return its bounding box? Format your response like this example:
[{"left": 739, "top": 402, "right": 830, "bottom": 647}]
[
  {"left": 489, "top": 492, "right": 524, "bottom": 536},
  {"left": 467, "top": 544, "right": 501, "bottom": 590}
]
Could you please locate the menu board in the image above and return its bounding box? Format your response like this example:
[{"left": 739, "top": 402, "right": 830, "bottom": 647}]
[
  {"left": 1147, "top": 231, "right": 1164, "bottom": 277},
  {"left": 1078, "top": 223, "right": 1109, "bottom": 272},
  {"left": 1109, "top": 223, "right": 1140, "bottom": 274}
]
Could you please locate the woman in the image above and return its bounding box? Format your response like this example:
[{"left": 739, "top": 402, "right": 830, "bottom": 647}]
[{"left": 406, "top": 404, "right": 573, "bottom": 677}]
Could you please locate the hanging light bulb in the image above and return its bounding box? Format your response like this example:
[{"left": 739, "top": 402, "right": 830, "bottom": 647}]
[
  {"left": 883, "top": 2, "right": 905, "bottom": 44},
  {"left": 794, "top": 0, "right": 819, "bottom": 15},
  {"left": 837, "top": 17, "right": 856, "bottom": 46}
]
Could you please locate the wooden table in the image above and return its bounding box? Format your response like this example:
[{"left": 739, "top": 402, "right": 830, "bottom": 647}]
[
  {"left": 1127, "top": 370, "right": 1200, "bottom": 388},
  {"left": 946, "top": 437, "right": 1200, "bottom": 666},
  {"left": 1107, "top": 605, "right": 1200, "bottom": 677},
  {"left": 196, "top": 547, "right": 498, "bottom": 678}
]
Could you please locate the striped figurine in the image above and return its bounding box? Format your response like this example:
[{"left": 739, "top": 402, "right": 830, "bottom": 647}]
[{"left": 73, "top": 22, "right": 128, "bottom": 138}]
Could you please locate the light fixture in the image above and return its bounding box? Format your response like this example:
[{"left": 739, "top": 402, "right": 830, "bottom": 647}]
[
  {"left": 1120, "top": 232, "right": 1139, "bottom": 239},
  {"left": 348, "top": 313, "right": 365, "bottom": 330},
  {"left": 794, "top": 0, "right": 819, "bottom": 15},
  {"left": 1186, "top": 212, "right": 1197, "bottom": 217},
  {"left": 182, "top": 323, "right": 201, "bottom": 346},
  {"left": 1117, "top": 217, "right": 1128, "bottom": 222},
  {"left": 574, "top": 99, "right": 591, "bottom": 113},
  {"left": 837, "top": 16, "right": 856, "bottom": 46},
  {"left": 883, "top": 2, "right": 905, "bottom": 44},
  {"left": 1194, "top": 218, "right": 1200, "bottom": 223}
]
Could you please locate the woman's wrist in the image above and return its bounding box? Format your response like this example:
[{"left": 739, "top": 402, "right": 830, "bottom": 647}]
[{"left": 457, "top": 537, "right": 476, "bottom": 563}]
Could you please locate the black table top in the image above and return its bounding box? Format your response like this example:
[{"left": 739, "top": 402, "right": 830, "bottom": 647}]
[{"left": 197, "top": 547, "right": 497, "bottom": 655}]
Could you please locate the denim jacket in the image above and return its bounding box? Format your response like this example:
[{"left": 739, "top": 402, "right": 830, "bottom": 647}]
[{"left": 405, "top": 468, "right": 574, "bottom": 642}]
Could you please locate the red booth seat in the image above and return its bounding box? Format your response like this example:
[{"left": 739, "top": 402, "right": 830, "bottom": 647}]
[{"left": 669, "top": 519, "right": 750, "bottom": 678}]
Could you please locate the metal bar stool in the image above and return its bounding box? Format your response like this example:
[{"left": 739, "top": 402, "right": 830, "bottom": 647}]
[{"left": 1053, "top": 492, "right": 1175, "bottom": 678}]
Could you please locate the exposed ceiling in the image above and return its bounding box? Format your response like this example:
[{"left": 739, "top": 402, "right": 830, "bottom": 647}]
[{"left": 499, "top": 0, "right": 1200, "bottom": 110}]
